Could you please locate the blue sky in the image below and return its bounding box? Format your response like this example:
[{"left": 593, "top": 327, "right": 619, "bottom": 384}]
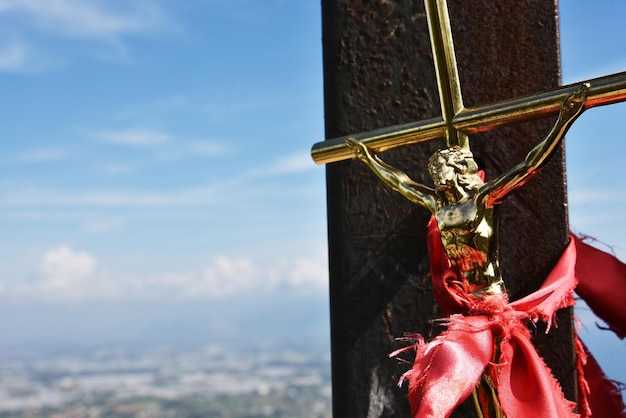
[
  {"left": 0, "top": 0, "right": 327, "bottom": 305},
  {"left": 0, "top": 0, "right": 623, "bottom": 389}
]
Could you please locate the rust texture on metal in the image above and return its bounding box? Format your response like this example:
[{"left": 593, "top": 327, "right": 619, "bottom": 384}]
[{"left": 322, "top": 0, "right": 576, "bottom": 417}]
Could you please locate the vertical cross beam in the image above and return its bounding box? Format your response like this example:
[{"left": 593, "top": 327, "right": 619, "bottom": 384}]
[
  {"left": 425, "top": 0, "right": 467, "bottom": 149},
  {"left": 322, "top": 1, "right": 575, "bottom": 417}
]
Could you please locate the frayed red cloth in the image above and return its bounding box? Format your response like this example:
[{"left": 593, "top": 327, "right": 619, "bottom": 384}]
[
  {"left": 575, "top": 337, "right": 626, "bottom": 418},
  {"left": 574, "top": 235, "right": 626, "bottom": 339},
  {"left": 395, "top": 220, "right": 626, "bottom": 418},
  {"left": 574, "top": 236, "right": 626, "bottom": 417}
]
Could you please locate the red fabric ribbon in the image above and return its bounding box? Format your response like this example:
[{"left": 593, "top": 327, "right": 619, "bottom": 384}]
[
  {"left": 575, "top": 337, "right": 626, "bottom": 418},
  {"left": 395, "top": 220, "right": 626, "bottom": 417},
  {"left": 573, "top": 235, "right": 626, "bottom": 339},
  {"left": 573, "top": 236, "right": 626, "bottom": 418}
]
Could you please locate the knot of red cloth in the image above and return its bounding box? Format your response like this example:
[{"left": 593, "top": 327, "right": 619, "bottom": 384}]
[{"left": 393, "top": 218, "right": 581, "bottom": 418}]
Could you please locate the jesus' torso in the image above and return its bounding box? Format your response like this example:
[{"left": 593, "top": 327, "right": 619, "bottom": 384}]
[{"left": 435, "top": 196, "right": 502, "bottom": 293}]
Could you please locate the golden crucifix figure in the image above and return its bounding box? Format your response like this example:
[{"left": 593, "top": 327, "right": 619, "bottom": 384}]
[
  {"left": 311, "top": 0, "right": 626, "bottom": 415},
  {"left": 310, "top": 0, "right": 623, "bottom": 298},
  {"left": 345, "top": 84, "right": 587, "bottom": 297}
]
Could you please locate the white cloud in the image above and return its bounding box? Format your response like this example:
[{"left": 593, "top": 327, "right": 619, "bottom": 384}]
[
  {"left": 101, "top": 163, "right": 135, "bottom": 175},
  {"left": 5, "top": 147, "right": 68, "bottom": 163},
  {"left": 0, "top": 0, "right": 173, "bottom": 70},
  {"left": 132, "top": 251, "right": 328, "bottom": 300},
  {"left": 238, "top": 151, "right": 317, "bottom": 182},
  {"left": 187, "top": 140, "right": 231, "bottom": 157},
  {"left": 7, "top": 246, "right": 127, "bottom": 301},
  {"left": 0, "top": 38, "right": 61, "bottom": 72},
  {"left": 279, "top": 254, "right": 329, "bottom": 288},
  {"left": 0, "top": 40, "right": 26, "bottom": 70},
  {"left": 112, "top": 95, "right": 191, "bottom": 122},
  {"left": 266, "top": 152, "right": 316, "bottom": 175},
  {"left": 0, "top": 0, "right": 167, "bottom": 40},
  {"left": 568, "top": 188, "right": 620, "bottom": 205},
  {"left": 40, "top": 246, "right": 97, "bottom": 289},
  {"left": 0, "top": 149, "right": 319, "bottom": 210},
  {"left": 1, "top": 187, "right": 173, "bottom": 207},
  {"left": 82, "top": 219, "right": 123, "bottom": 233},
  {"left": 89, "top": 126, "right": 231, "bottom": 158},
  {"left": 95, "top": 129, "right": 169, "bottom": 146},
  {"left": 197, "top": 256, "right": 258, "bottom": 297},
  {"left": 12, "top": 248, "right": 328, "bottom": 302},
  {"left": 158, "top": 140, "right": 232, "bottom": 162}
]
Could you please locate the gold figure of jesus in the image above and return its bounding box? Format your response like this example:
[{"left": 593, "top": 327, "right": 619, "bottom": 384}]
[{"left": 346, "top": 84, "right": 588, "bottom": 296}]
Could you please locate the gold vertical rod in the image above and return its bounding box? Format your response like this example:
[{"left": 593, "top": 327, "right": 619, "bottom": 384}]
[{"left": 424, "top": 0, "right": 468, "bottom": 149}]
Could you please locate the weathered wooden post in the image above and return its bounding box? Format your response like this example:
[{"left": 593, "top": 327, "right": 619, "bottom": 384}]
[{"left": 318, "top": 1, "right": 626, "bottom": 416}]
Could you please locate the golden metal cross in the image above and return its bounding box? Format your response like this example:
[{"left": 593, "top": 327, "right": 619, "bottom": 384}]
[{"left": 311, "top": 0, "right": 626, "bottom": 165}]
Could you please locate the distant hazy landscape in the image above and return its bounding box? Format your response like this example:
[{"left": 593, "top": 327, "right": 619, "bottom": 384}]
[
  {"left": 0, "top": 339, "right": 331, "bottom": 418},
  {"left": 0, "top": 294, "right": 330, "bottom": 351},
  {"left": 0, "top": 294, "right": 332, "bottom": 417}
]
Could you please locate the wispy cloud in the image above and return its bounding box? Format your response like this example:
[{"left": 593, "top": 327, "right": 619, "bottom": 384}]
[
  {"left": 1, "top": 187, "right": 180, "bottom": 207},
  {"left": 185, "top": 250, "right": 329, "bottom": 299},
  {"left": 0, "top": 39, "right": 26, "bottom": 70},
  {"left": 0, "top": 0, "right": 168, "bottom": 40},
  {"left": 101, "top": 163, "right": 135, "bottom": 175},
  {"left": 0, "top": 150, "right": 320, "bottom": 212},
  {"left": 0, "top": 38, "right": 62, "bottom": 72},
  {"left": 94, "top": 129, "right": 169, "bottom": 146},
  {"left": 265, "top": 152, "right": 316, "bottom": 175},
  {"left": 568, "top": 188, "right": 626, "bottom": 205},
  {"left": 113, "top": 95, "right": 191, "bottom": 121},
  {"left": 188, "top": 140, "right": 231, "bottom": 157},
  {"left": 89, "top": 126, "right": 233, "bottom": 161},
  {"left": 0, "top": 0, "right": 174, "bottom": 70},
  {"left": 239, "top": 151, "right": 316, "bottom": 180},
  {"left": 81, "top": 219, "right": 124, "bottom": 234},
  {"left": 8, "top": 246, "right": 327, "bottom": 302},
  {"left": 4, "top": 147, "right": 68, "bottom": 163},
  {"left": 158, "top": 140, "right": 232, "bottom": 162}
]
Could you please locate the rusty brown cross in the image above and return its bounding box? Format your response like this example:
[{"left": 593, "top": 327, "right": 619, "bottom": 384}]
[{"left": 311, "top": 0, "right": 626, "bottom": 165}]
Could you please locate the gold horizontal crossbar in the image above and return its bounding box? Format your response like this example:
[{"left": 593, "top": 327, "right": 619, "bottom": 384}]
[{"left": 311, "top": 71, "right": 626, "bottom": 165}]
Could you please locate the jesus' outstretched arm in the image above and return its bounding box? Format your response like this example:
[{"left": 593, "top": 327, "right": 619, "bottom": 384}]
[
  {"left": 345, "top": 137, "right": 437, "bottom": 213},
  {"left": 482, "top": 83, "right": 589, "bottom": 205}
]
